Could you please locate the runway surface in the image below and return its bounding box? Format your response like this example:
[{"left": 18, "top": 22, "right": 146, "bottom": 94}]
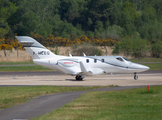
[
  {"left": 0, "top": 70, "right": 161, "bottom": 86},
  {"left": 0, "top": 86, "right": 147, "bottom": 120}
]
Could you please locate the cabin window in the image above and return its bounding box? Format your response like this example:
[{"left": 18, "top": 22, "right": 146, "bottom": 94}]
[
  {"left": 116, "top": 57, "right": 124, "bottom": 62},
  {"left": 94, "top": 59, "right": 97, "bottom": 63},
  {"left": 86, "top": 59, "right": 89, "bottom": 63},
  {"left": 101, "top": 59, "right": 104, "bottom": 62}
]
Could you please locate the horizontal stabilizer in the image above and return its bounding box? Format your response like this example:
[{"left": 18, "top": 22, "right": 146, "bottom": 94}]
[
  {"left": 16, "top": 36, "right": 46, "bottom": 49},
  {"left": 19, "top": 41, "right": 34, "bottom": 46},
  {"left": 15, "top": 36, "right": 56, "bottom": 59}
]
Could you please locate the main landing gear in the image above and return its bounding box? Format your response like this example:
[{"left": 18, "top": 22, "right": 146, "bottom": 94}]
[
  {"left": 75, "top": 75, "right": 83, "bottom": 81},
  {"left": 134, "top": 73, "right": 138, "bottom": 80}
]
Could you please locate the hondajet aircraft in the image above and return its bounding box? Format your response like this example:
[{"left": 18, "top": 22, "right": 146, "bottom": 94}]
[{"left": 16, "top": 36, "right": 149, "bottom": 80}]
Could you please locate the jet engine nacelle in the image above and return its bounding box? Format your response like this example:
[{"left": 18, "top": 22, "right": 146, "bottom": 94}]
[{"left": 57, "top": 59, "right": 80, "bottom": 75}]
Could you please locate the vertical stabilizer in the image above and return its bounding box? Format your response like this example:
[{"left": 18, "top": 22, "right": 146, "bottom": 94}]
[{"left": 15, "top": 36, "right": 56, "bottom": 59}]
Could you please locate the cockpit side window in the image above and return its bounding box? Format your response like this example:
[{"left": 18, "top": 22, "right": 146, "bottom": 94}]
[{"left": 116, "top": 57, "right": 124, "bottom": 62}]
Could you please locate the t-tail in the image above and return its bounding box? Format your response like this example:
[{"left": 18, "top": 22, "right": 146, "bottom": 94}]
[{"left": 15, "top": 36, "right": 56, "bottom": 59}]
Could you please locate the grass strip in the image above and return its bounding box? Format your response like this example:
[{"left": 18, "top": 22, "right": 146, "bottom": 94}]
[
  {"left": 142, "top": 63, "right": 162, "bottom": 70},
  {"left": 0, "top": 66, "right": 52, "bottom": 72},
  {"left": 0, "top": 86, "right": 106, "bottom": 110},
  {"left": 130, "top": 58, "right": 162, "bottom": 63},
  {"left": 32, "top": 86, "right": 162, "bottom": 120},
  {"left": 0, "top": 61, "right": 34, "bottom": 65}
]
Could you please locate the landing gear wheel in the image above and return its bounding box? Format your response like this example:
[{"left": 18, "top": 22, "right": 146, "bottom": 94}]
[
  {"left": 75, "top": 76, "right": 78, "bottom": 80},
  {"left": 134, "top": 73, "right": 138, "bottom": 80},
  {"left": 75, "top": 75, "right": 83, "bottom": 81},
  {"left": 79, "top": 77, "right": 83, "bottom": 81}
]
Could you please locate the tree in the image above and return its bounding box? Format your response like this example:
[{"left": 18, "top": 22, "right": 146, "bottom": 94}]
[
  {"left": 139, "top": 21, "right": 162, "bottom": 41},
  {"left": 8, "top": 0, "right": 60, "bottom": 36},
  {"left": 141, "top": 6, "right": 157, "bottom": 23},
  {"left": 0, "top": 21, "right": 9, "bottom": 38},
  {"left": 0, "top": 0, "right": 17, "bottom": 38},
  {"left": 102, "top": 25, "right": 124, "bottom": 40},
  {"left": 86, "top": 0, "right": 112, "bottom": 31},
  {"left": 109, "top": 0, "right": 122, "bottom": 25},
  {"left": 153, "top": 0, "right": 162, "bottom": 22},
  {"left": 151, "top": 41, "right": 162, "bottom": 58},
  {"left": 119, "top": 1, "right": 140, "bottom": 36},
  {"left": 112, "top": 37, "right": 148, "bottom": 58},
  {"left": 94, "top": 21, "right": 104, "bottom": 36},
  {"left": 59, "top": 0, "right": 81, "bottom": 23}
]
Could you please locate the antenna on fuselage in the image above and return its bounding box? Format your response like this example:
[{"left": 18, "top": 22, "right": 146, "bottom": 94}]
[
  {"left": 69, "top": 54, "right": 72, "bottom": 57},
  {"left": 83, "top": 53, "right": 86, "bottom": 56}
]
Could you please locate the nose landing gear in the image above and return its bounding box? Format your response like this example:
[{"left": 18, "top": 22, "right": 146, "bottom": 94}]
[{"left": 134, "top": 73, "right": 138, "bottom": 80}]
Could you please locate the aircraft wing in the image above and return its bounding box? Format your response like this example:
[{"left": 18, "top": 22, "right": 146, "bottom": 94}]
[
  {"left": 73, "top": 61, "right": 93, "bottom": 77},
  {"left": 77, "top": 61, "right": 105, "bottom": 76},
  {"left": 77, "top": 71, "right": 92, "bottom": 75},
  {"left": 79, "top": 61, "right": 92, "bottom": 73}
]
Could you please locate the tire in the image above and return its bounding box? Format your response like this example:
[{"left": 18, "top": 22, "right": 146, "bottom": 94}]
[{"left": 134, "top": 75, "right": 138, "bottom": 80}]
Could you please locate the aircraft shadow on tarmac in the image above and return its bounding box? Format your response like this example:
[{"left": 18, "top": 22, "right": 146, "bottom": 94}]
[
  {"left": 65, "top": 78, "right": 127, "bottom": 81},
  {"left": 38, "top": 79, "right": 84, "bottom": 81},
  {"left": 38, "top": 80, "right": 64, "bottom": 81},
  {"left": 65, "top": 79, "right": 85, "bottom": 81}
]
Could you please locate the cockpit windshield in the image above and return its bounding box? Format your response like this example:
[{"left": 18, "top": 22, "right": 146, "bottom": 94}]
[
  {"left": 123, "top": 57, "right": 130, "bottom": 61},
  {"left": 116, "top": 57, "right": 131, "bottom": 62}
]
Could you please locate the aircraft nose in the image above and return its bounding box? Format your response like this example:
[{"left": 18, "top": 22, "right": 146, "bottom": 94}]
[
  {"left": 131, "top": 63, "right": 150, "bottom": 72},
  {"left": 141, "top": 65, "right": 150, "bottom": 70}
]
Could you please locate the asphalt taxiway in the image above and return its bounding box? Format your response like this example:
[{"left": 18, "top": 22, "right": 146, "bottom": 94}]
[
  {"left": 0, "top": 70, "right": 161, "bottom": 86},
  {"left": 0, "top": 70, "right": 161, "bottom": 77}
]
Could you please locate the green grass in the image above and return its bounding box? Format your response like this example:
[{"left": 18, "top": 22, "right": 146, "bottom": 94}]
[
  {"left": 130, "top": 58, "right": 162, "bottom": 63},
  {"left": 32, "top": 86, "right": 162, "bottom": 120},
  {"left": 142, "top": 63, "right": 162, "bottom": 70},
  {"left": 0, "top": 66, "right": 52, "bottom": 72},
  {"left": 0, "top": 86, "right": 106, "bottom": 110},
  {"left": 0, "top": 61, "right": 34, "bottom": 65},
  {"left": 129, "top": 58, "right": 162, "bottom": 70}
]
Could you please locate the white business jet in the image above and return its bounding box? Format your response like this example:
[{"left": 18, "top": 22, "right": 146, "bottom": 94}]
[{"left": 16, "top": 36, "right": 149, "bottom": 80}]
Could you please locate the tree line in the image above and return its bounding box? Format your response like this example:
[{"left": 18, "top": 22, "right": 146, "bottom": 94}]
[
  {"left": 1, "top": 0, "right": 162, "bottom": 40},
  {"left": 0, "top": 0, "right": 162, "bottom": 57}
]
